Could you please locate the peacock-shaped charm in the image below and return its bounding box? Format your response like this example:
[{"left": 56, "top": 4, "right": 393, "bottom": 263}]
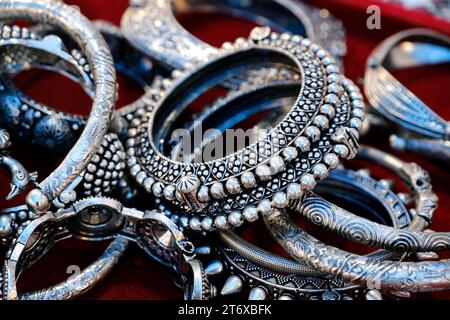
[{"left": 0, "top": 128, "right": 38, "bottom": 200}]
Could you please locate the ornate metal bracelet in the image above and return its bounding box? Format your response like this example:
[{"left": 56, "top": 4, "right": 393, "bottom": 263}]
[
  {"left": 121, "top": 0, "right": 346, "bottom": 70},
  {"left": 163, "top": 94, "right": 420, "bottom": 299},
  {"left": 0, "top": 20, "right": 153, "bottom": 151},
  {"left": 264, "top": 208, "right": 450, "bottom": 295},
  {"left": 126, "top": 29, "right": 364, "bottom": 231},
  {"left": 365, "top": 28, "right": 450, "bottom": 161},
  {"left": 262, "top": 150, "right": 449, "bottom": 295},
  {"left": 289, "top": 145, "right": 442, "bottom": 252},
  {"left": 1, "top": 196, "right": 214, "bottom": 300},
  {"left": 0, "top": 19, "right": 160, "bottom": 201}
]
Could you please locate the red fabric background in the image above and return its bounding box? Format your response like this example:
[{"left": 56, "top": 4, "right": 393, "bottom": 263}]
[{"left": 0, "top": 0, "right": 449, "bottom": 300}]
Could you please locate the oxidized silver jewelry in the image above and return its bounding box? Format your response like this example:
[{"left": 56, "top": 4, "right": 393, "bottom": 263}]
[
  {"left": 262, "top": 148, "right": 450, "bottom": 295},
  {"left": 0, "top": 27, "right": 126, "bottom": 200},
  {"left": 121, "top": 0, "right": 346, "bottom": 70},
  {"left": 155, "top": 75, "right": 398, "bottom": 300},
  {"left": 0, "top": 26, "right": 92, "bottom": 150},
  {"left": 0, "top": 20, "right": 160, "bottom": 200},
  {"left": 0, "top": 0, "right": 117, "bottom": 214},
  {"left": 195, "top": 166, "right": 418, "bottom": 301},
  {"left": 1, "top": 0, "right": 447, "bottom": 301},
  {"left": 0, "top": 20, "right": 153, "bottom": 151},
  {"left": 0, "top": 129, "right": 39, "bottom": 243},
  {"left": 161, "top": 76, "right": 432, "bottom": 298},
  {"left": 264, "top": 208, "right": 450, "bottom": 295},
  {"left": 0, "top": 129, "right": 38, "bottom": 202},
  {"left": 365, "top": 28, "right": 450, "bottom": 161},
  {"left": 126, "top": 29, "right": 364, "bottom": 231},
  {"left": 289, "top": 146, "right": 442, "bottom": 252},
  {"left": 16, "top": 238, "right": 129, "bottom": 300},
  {"left": 0, "top": 33, "right": 115, "bottom": 238},
  {"left": 0, "top": 196, "right": 129, "bottom": 300},
  {"left": 180, "top": 95, "right": 419, "bottom": 300},
  {"left": 1, "top": 196, "right": 214, "bottom": 300}
]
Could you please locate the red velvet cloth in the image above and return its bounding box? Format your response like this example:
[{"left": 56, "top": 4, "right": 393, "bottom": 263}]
[{"left": 1, "top": 0, "right": 449, "bottom": 300}]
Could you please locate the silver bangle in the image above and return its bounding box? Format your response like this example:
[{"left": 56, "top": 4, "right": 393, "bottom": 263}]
[
  {"left": 0, "top": 0, "right": 117, "bottom": 214},
  {"left": 1, "top": 197, "right": 128, "bottom": 300},
  {"left": 121, "top": 0, "right": 346, "bottom": 70},
  {"left": 0, "top": 20, "right": 153, "bottom": 151},
  {"left": 126, "top": 29, "right": 364, "bottom": 231},
  {"left": 18, "top": 237, "right": 129, "bottom": 300},
  {"left": 0, "top": 26, "right": 126, "bottom": 200},
  {"left": 365, "top": 28, "right": 450, "bottom": 161},
  {"left": 264, "top": 208, "right": 450, "bottom": 295},
  {"left": 160, "top": 87, "right": 416, "bottom": 300},
  {"left": 289, "top": 145, "right": 442, "bottom": 252},
  {"left": 0, "top": 21, "right": 160, "bottom": 200}
]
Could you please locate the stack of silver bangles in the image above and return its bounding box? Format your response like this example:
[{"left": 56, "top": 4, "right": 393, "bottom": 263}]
[{"left": 0, "top": 0, "right": 448, "bottom": 301}]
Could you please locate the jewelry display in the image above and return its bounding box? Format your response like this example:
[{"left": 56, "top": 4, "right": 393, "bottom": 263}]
[
  {"left": 157, "top": 80, "right": 420, "bottom": 300},
  {"left": 194, "top": 164, "right": 419, "bottom": 300},
  {"left": 0, "top": 0, "right": 448, "bottom": 302}
]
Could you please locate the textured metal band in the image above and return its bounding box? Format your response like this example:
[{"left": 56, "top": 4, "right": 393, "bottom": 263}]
[
  {"left": 121, "top": 0, "right": 346, "bottom": 70},
  {"left": 1, "top": 197, "right": 127, "bottom": 300},
  {"left": 0, "top": 25, "right": 94, "bottom": 92},
  {"left": 217, "top": 242, "right": 356, "bottom": 300},
  {"left": 289, "top": 145, "right": 441, "bottom": 252},
  {"left": 126, "top": 30, "right": 364, "bottom": 230},
  {"left": 0, "top": 0, "right": 117, "bottom": 214},
  {"left": 365, "top": 28, "right": 450, "bottom": 159},
  {"left": 264, "top": 209, "right": 450, "bottom": 294},
  {"left": 0, "top": 20, "right": 154, "bottom": 151},
  {"left": 19, "top": 237, "right": 128, "bottom": 300},
  {"left": 0, "top": 20, "right": 155, "bottom": 201},
  {"left": 0, "top": 30, "right": 125, "bottom": 201},
  {"left": 0, "top": 26, "right": 93, "bottom": 151}
]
